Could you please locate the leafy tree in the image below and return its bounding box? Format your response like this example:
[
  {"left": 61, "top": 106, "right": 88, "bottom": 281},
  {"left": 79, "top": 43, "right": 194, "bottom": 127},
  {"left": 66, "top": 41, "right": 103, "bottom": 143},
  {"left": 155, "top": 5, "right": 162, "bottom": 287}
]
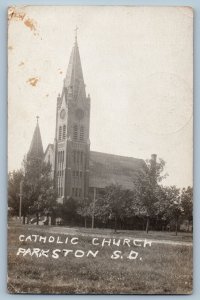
[
  {"left": 58, "top": 197, "right": 78, "bottom": 225},
  {"left": 153, "top": 185, "right": 172, "bottom": 230},
  {"left": 134, "top": 157, "right": 168, "bottom": 233},
  {"left": 95, "top": 184, "right": 133, "bottom": 232},
  {"left": 181, "top": 186, "right": 193, "bottom": 231},
  {"left": 8, "top": 169, "right": 24, "bottom": 216},
  {"left": 77, "top": 198, "right": 93, "bottom": 228},
  {"left": 16, "top": 157, "right": 56, "bottom": 224},
  {"left": 161, "top": 185, "right": 182, "bottom": 235}
]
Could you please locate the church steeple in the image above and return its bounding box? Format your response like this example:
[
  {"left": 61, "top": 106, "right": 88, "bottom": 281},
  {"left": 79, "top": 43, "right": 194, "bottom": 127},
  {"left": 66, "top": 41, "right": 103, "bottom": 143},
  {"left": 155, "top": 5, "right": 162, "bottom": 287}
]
[
  {"left": 64, "top": 28, "right": 86, "bottom": 100},
  {"left": 54, "top": 31, "right": 91, "bottom": 203},
  {"left": 28, "top": 116, "right": 44, "bottom": 160}
]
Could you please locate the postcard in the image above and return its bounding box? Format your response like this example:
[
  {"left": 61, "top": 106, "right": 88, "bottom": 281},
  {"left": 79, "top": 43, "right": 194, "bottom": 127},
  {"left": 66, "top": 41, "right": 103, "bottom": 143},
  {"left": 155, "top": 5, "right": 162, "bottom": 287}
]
[{"left": 7, "top": 6, "right": 193, "bottom": 294}]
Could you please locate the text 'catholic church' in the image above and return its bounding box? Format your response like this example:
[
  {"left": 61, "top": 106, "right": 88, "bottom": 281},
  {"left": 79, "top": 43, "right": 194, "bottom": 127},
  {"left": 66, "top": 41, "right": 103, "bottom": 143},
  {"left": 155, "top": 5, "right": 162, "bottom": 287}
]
[{"left": 28, "top": 34, "right": 155, "bottom": 204}]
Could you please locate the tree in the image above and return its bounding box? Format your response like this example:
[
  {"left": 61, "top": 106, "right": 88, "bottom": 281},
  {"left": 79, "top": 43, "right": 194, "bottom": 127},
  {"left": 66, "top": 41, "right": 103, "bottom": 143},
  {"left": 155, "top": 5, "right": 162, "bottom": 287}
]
[
  {"left": 58, "top": 197, "right": 78, "bottom": 225},
  {"left": 161, "top": 186, "right": 182, "bottom": 235},
  {"left": 77, "top": 198, "right": 93, "bottom": 228},
  {"left": 153, "top": 185, "right": 171, "bottom": 230},
  {"left": 134, "top": 157, "right": 168, "bottom": 233},
  {"left": 19, "top": 157, "right": 56, "bottom": 224},
  {"left": 181, "top": 186, "right": 193, "bottom": 231},
  {"left": 145, "top": 157, "right": 168, "bottom": 184},
  {"left": 95, "top": 184, "right": 133, "bottom": 232},
  {"left": 8, "top": 169, "right": 24, "bottom": 216}
]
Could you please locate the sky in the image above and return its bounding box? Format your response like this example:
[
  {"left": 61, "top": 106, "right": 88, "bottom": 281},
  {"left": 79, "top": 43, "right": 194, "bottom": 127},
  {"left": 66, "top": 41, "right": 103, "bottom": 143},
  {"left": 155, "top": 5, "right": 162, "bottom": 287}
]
[{"left": 8, "top": 6, "right": 193, "bottom": 188}]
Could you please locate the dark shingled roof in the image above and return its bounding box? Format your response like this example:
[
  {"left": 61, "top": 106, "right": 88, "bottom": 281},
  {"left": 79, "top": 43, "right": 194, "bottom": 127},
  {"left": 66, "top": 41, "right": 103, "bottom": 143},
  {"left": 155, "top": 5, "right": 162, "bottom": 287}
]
[{"left": 89, "top": 151, "right": 146, "bottom": 190}]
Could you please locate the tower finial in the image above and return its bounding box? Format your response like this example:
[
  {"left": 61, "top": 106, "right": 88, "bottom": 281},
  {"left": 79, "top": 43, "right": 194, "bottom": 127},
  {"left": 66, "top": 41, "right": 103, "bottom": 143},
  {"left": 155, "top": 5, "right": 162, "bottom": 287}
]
[
  {"left": 74, "top": 26, "right": 78, "bottom": 43},
  {"left": 36, "top": 115, "right": 39, "bottom": 123}
]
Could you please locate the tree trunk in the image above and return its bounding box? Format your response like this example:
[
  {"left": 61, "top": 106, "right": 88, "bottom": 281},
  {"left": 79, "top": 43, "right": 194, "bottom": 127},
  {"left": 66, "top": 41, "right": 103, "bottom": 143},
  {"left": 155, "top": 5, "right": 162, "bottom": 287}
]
[
  {"left": 91, "top": 215, "right": 94, "bottom": 229},
  {"left": 175, "top": 218, "right": 178, "bottom": 236},
  {"left": 114, "top": 215, "right": 117, "bottom": 233},
  {"left": 146, "top": 216, "right": 149, "bottom": 234},
  {"left": 51, "top": 215, "right": 55, "bottom": 225},
  {"left": 84, "top": 217, "right": 87, "bottom": 228},
  {"left": 36, "top": 213, "right": 39, "bottom": 225}
]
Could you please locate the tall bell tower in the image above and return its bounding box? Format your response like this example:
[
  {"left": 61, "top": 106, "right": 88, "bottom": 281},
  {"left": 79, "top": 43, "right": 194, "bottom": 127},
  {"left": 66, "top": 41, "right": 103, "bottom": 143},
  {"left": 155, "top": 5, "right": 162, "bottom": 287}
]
[{"left": 54, "top": 30, "right": 90, "bottom": 203}]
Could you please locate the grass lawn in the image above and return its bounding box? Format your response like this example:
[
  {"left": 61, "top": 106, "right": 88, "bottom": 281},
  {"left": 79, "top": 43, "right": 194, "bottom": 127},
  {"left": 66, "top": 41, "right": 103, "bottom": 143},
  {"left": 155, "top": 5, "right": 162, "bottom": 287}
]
[{"left": 7, "top": 224, "right": 193, "bottom": 294}]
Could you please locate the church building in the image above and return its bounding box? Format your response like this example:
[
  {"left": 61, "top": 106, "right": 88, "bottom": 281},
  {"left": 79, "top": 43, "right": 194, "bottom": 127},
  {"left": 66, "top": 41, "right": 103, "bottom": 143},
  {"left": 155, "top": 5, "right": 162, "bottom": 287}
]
[{"left": 28, "top": 34, "right": 154, "bottom": 205}]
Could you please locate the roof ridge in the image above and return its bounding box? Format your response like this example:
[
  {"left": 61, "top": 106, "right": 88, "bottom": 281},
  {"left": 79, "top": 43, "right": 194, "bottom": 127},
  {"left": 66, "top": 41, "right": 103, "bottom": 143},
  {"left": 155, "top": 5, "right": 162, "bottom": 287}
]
[{"left": 90, "top": 150, "right": 144, "bottom": 161}]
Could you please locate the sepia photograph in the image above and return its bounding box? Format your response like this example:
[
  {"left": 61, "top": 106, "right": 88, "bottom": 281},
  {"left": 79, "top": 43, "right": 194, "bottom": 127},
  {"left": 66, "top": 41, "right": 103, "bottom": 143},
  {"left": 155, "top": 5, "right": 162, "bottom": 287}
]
[{"left": 7, "top": 6, "right": 193, "bottom": 294}]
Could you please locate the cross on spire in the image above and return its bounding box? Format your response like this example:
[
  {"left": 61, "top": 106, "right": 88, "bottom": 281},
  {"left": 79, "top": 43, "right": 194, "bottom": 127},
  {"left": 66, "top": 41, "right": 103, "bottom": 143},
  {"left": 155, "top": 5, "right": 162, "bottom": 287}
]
[
  {"left": 74, "top": 26, "right": 78, "bottom": 42},
  {"left": 36, "top": 116, "right": 39, "bottom": 123}
]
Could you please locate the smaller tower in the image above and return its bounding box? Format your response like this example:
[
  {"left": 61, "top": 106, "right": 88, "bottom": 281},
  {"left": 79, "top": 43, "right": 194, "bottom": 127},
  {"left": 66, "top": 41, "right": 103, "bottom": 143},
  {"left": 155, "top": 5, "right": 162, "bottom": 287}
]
[{"left": 27, "top": 116, "right": 44, "bottom": 161}]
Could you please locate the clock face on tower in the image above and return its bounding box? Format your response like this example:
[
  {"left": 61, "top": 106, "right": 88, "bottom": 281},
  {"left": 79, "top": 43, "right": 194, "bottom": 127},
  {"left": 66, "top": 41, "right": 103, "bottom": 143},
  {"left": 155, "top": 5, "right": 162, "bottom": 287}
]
[
  {"left": 75, "top": 108, "right": 84, "bottom": 120},
  {"left": 60, "top": 109, "right": 66, "bottom": 119}
]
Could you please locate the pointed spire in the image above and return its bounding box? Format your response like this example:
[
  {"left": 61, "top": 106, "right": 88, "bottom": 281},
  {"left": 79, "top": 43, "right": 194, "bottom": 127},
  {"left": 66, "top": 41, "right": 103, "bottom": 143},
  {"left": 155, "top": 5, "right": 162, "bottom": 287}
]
[
  {"left": 64, "top": 28, "right": 86, "bottom": 100},
  {"left": 27, "top": 117, "right": 44, "bottom": 160},
  {"left": 74, "top": 26, "right": 78, "bottom": 43}
]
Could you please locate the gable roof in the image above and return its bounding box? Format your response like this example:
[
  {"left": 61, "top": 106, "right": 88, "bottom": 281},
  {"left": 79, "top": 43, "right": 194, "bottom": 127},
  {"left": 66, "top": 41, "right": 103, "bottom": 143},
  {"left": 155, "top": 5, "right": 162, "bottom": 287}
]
[
  {"left": 89, "top": 151, "right": 146, "bottom": 190},
  {"left": 44, "top": 144, "right": 54, "bottom": 157}
]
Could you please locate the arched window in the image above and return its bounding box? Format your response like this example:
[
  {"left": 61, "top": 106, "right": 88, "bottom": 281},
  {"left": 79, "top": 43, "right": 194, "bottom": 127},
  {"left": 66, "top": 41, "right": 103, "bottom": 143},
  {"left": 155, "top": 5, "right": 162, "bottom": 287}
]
[
  {"left": 80, "top": 126, "right": 84, "bottom": 141},
  {"left": 63, "top": 125, "right": 66, "bottom": 139},
  {"left": 73, "top": 124, "right": 78, "bottom": 140},
  {"left": 59, "top": 126, "right": 62, "bottom": 140}
]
